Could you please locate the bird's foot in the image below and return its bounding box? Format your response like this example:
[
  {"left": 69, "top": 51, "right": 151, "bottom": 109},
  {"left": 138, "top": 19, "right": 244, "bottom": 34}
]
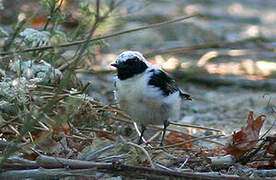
[
  {"left": 159, "top": 142, "right": 164, "bottom": 147},
  {"left": 137, "top": 137, "right": 143, "bottom": 145}
]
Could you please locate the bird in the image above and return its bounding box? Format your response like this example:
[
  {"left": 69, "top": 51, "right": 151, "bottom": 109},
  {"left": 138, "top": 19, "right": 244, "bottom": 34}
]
[{"left": 111, "top": 51, "right": 191, "bottom": 146}]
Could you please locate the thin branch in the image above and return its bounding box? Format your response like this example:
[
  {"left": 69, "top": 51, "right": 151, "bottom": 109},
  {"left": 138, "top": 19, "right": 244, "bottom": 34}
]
[
  {"left": 0, "top": 14, "right": 197, "bottom": 56},
  {"left": 1, "top": 159, "right": 251, "bottom": 180},
  {"left": 3, "top": 19, "right": 27, "bottom": 51},
  {"left": 260, "top": 120, "right": 275, "bottom": 140},
  {"left": 169, "top": 122, "right": 222, "bottom": 133},
  {"left": 152, "top": 134, "right": 223, "bottom": 149},
  {"left": 146, "top": 131, "right": 162, "bottom": 144},
  {"left": 143, "top": 37, "right": 271, "bottom": 58},
  {"left": 70, "top": 0, "right": 102, "bottom": 68},
  {"left": 110, "top": 117, "right": 224, "bottom": 146}
]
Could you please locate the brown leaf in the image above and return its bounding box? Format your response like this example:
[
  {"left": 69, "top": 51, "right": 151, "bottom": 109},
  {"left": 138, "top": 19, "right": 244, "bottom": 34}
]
[
  {"left": 196, "top": 146, "right": 226, "bottom": 157},
  {"left": 52, "top": 122, "right": 72, "bottom": 136},
  {"left": 34, "top": 122, "right": 73, "bottom": 155},
  {"left": 224, "top": 111, "right": 265, "bottom": 159},
  {"left": 165, "top": 132, "right": 193, "bottom": 148}
]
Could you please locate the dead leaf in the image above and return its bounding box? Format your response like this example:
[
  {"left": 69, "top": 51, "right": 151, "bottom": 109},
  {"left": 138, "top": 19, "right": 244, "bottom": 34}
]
[
  {"left": 165, "top": 132, "right": 193, "bottom": 148},
  {"left": 52, "top": 122, "right": 72, "bottom": 136},
  {"left": 196, "top": 146, "right": 226, "bottom": 157},
  {"left": 224, "top": 111, "right": 265, "bottom": 159},
  {"left": 34, "top": 122, "right": 73, "bottom": 155}
]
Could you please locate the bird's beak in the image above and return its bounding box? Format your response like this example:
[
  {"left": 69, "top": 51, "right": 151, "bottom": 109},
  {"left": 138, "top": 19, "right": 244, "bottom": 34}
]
[{"left": 111, "top": 63, "right": 118, "bottom": 68}]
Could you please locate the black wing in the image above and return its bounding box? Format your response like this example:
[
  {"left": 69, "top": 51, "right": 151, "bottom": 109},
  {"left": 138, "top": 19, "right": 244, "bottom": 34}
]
[{"left": 148, "top": 69, "right": 179, "bottom": 96}]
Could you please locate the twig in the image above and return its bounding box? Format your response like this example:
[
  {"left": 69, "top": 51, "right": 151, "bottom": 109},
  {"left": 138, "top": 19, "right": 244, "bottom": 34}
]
[
  {"left": 80, "top": 82, "right": 91, "bottom": 94},
  {"left": 43, "top": 0, "right": 63, "bottom": 30},
  {"left": 169, "top": 122, "right": 222, "bottom": 133},
  {"left": 96, "top": 154, "right": 130, "bottom": 162},
  {"left": 5, "top": 122, "right": 50, "bottom": 131},
  {"left": 36, "top": 155, "right": 111, "bottom": 169},
  {"left": 111, "top": 117, "right": 224, "bottom": 146},
  {"left": 64, "top": 134, "right": 94, "bottom": 141},
  {"left": 7, "top": 124, "right": 20, "bottom": 136},
  {"left": 75, "top": 69, "right": 114, "bottom": 74},
  {"left": 260, "top": 120, "right": 275, "bottom": 140},
  {"left": 70, "top": 0, "right": 102, "bottom": 69},
  {"left": 155, "top": 163, "right": 174, "bottom": 171},
  {"left": 159, "top": 126, "right": 224, "bottom": 146},
  {"left": 3, "top": 19, "right": 27, "bottom": 51},
  {"left": 178, "top": 157, "right": 189, "bottom": 170},
  {"left": 143, "top": 37, "right": 270, "bottom": 58},
  {"left": 37, "top": 121, "right": 50, "bottom": 131},
  {"left": 152, "top": 134, "right": 223, "bottom": 149},
  {"left": 125, "top": 142, "right": 155, "bottom": 168},
  {"left": 146, "top": 131, "right": 162, "bottom": 144},
  {"left": 79, "top": 144, "right": 115, "bottom": 161},
  {"left": 0, "top": 14, "right": 197, "bottom": 56},
  {"left": 207, "top": 155, "right": 235, "bottom": 167},
  {"left": 1, "top": 162, "right": 253, "bottom": 180},
  {"left": 78, "top": 127, "right": 113, "bottom": 135}
]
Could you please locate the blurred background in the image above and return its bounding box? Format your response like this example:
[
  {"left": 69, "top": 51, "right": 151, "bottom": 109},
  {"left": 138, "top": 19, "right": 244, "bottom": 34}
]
[{"left": 0, "top": 0, "right": 275, "bottom": 139}]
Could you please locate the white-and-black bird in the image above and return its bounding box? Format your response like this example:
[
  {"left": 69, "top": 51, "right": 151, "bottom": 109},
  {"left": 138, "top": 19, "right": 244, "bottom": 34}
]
[{"left": 111, "top": 51, "right": 191, "bottom": 145}]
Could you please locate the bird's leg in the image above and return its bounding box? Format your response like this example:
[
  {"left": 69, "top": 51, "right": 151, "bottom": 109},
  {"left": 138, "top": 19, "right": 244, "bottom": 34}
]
[
  {"left": 160, "top": 120, "right": 170, "bottom": 146},
  {"left": 138, "top": 124, "right": 146, "bottom": 145}
]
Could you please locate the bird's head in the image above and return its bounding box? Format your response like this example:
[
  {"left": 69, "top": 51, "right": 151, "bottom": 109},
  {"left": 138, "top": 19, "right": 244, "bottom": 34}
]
[{"left": 111, "top": 51, "right": 151, "bottom": 80}]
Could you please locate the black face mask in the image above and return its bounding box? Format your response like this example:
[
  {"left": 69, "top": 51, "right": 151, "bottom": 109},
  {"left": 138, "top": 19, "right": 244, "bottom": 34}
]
[{"left": 113, "top": 57, "right": 148, "bottom": 80}]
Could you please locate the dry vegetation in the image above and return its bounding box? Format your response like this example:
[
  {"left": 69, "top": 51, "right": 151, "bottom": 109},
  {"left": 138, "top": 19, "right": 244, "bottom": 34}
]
[{"left": 0, "top": 0, "right": 275, "bottom": 179}]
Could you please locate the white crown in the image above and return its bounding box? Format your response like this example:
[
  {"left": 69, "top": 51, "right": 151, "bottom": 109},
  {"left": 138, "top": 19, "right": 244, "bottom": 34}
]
[{"left": 116, "top": 51, "right": 151, "bottom": 66}]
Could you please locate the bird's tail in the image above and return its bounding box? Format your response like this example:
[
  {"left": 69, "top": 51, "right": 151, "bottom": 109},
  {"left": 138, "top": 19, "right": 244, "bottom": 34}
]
[{"left": 179, "top": 90, "right": 192, "bottom": 101}]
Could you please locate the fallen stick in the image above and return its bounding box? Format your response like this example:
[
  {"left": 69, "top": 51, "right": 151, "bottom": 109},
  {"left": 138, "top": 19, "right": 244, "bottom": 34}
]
[
  {"left": 207, "top": 155, "right": 235, "bottom": 168},
  {"left": 36, "top": 155, "right": 111, "bottom": 169},
  {"left": 0, "top": 168, "right": 98, "bottom": 179},
  {"left": 1, "top": 157, "right": 256, "bottom": 180}
]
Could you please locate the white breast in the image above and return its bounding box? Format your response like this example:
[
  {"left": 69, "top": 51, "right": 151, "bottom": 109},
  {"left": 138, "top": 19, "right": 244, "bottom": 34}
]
[
  {"left": 114, "top": 72, "right": 181, "bottom": 126},
  {"left": 114, "top": 72, "right": 158, "bottom": 108}
]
